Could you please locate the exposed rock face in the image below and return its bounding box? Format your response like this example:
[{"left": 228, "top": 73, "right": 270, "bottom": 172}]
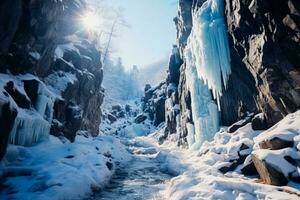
[
  {"left": 142, "top": 82, "right": 166, "bottom": 126},
  {"left": 152, "top": 0, "right": 300, "bottom": 147},
  {"left": 0, "top": 0, "right": 104, "bottom": 155},
  {"left": 0, "top": 96, "right": 17, "bottom": 160},
  {"left": 225, "top": 0, "right": 300, "bottom": 125}
]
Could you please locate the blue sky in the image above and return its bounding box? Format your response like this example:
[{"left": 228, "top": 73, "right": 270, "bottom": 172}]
[{"left": 109, "top": 0, "right": 177, "bottom": 69}]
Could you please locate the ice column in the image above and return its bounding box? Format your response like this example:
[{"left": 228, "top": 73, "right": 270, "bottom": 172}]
[
  {"left": 184, "top": 0, "right": 231, "bottom": 149},
  {"left": 9, "top": 82, "right": 55, "bottom": 146}
]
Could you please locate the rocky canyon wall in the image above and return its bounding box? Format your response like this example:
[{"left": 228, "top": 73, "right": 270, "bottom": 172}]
[
  {"left": 0, "top": 0, "right": 104, "bottom": 159},
  {"left": 153, "top": 0, "right": 300, "bottom": 148}
]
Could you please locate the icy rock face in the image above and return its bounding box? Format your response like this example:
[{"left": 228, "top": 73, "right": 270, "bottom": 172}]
[
  {"left": 170, "top": 0, "right": 300, "bottom": 148},
  {"left": 225, "top": 0, "right": 300, "bottom": 125},
  {"left": 165, "top": 46, "right": 182, "bottom": 137},
  {"left": 0, "top": 0, "right": 104, "bottom": 155}
]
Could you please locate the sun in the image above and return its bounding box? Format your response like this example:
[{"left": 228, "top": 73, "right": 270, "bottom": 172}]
[{"left": 80, "top": 11, "right": 101, "bottom": 32}]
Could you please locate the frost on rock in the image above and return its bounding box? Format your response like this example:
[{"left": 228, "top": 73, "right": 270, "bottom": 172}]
[{"left": 184, "top": 0, "right": 231, "bottom": 149}]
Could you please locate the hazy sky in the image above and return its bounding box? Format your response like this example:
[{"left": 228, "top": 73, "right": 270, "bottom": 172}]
[{"left": 109, "top": 0, "right": 177, "bottom": 69}]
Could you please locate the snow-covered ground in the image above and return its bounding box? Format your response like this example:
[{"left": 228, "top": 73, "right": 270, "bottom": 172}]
[
  {"left": 2, "top": 91, "right": 300, "bottom": 200},
  {"left": 152, "top": 113, "right": 300, "bottom": 200},
  {"left": 0, "top": 135, "right": 131, "bottom": 200}
]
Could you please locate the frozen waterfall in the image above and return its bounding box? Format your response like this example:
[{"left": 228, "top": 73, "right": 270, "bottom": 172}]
[
  {"left": 9, "top": 82, "right": 55, "bottom": 146},
  {"left": 185, "top": 0, "right": 231, "bottom": 149}
]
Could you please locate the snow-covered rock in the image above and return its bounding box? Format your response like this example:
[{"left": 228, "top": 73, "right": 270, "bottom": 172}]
[
  {"left": 160, "top": 110, "right": 300, "bottom": 199},
  {"left": 0, "top": 135, "right": 131, "bottom": 200}
]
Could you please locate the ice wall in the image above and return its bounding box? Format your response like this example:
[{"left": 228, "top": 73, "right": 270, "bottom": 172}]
[
  {"left": 9, "top": 81, "right": 55, "bottom": 146},
  {"left": 9, "top": 109, "right": 50, "bottom": 146},
  {"left": 184, "top": 0, "right": 231, "bottom": 148},
  {"left": 185, "top": 0, "right": 231, "bottom": 105}
]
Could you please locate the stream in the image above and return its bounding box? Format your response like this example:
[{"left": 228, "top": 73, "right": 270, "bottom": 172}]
[{"left": 88, "top": 138, "right": 172, "bottom": 200}]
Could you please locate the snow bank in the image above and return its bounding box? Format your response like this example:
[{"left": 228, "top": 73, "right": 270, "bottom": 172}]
[
  {"left": 0, "top": 135, "right": 131, "bottom": 200},
  {"left": 159, "top": 111, "right": 300, "bottom": 199},
  {"left": 254, "top": 111, "right": 300, "bottom": 148}
]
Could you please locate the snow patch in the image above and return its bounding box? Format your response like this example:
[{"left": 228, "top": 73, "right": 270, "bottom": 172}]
[{"left": 1, "top": 135, "right": 131, "bottom": 200}]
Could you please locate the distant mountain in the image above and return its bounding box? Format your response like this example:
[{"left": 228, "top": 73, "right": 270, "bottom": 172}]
[{"left": 138, "top": 56, "right": 168, "bottom": 89}]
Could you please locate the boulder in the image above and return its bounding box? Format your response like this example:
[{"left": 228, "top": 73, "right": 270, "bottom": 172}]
[
  {"left": 112, "top": 104, "right": 122, "bottom": 112},
  {"left": 228, "top": 114, "right": 253, "bottom": 133},
  {"left": 252, "top": 154, "right": 288, "bottom": 186},
  {"left": 107, "top": 113, "right": 117, "bottom": 123},
  {"left": 252, "top": 113, "right": 268, "bottom": 130},
  {"left": 116, "top": 111, "right": 125, "bottom": 118},
  {"left": 259, "top": 137, "right": 294, "bottom": 150},
  {"left": 134, "top": 114, "right": 147, "bottom": 124}
]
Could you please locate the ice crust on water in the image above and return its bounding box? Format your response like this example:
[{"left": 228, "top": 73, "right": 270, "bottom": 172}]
[{"left": 184, "top": 0, "right": 230, "bottom": 149}]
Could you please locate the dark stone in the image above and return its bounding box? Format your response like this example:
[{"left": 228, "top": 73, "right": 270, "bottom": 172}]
[
  {"left": 112, "top": 105, "right": 122, "bottom": 112},
  {"left": 107, "top": 113, "right": 117, "bottom": 123},
  {"left": 259, "top": 137, "right": 294, "bottom": 150},
  {"left": 0, "top": 97, "right": 17, "bottom": 160},
  {"left": 125, "top": 104, "right": 131, "bottom": 113},
  {"left": 241, "top": 161, "right": 259, "bottom": 177},
  {"left": 106, "top": 162, "right": 113, "bottom": 170},
  {"left": 252, "top": 114, "right": 269, "bottom": 130},
  {"left": 4, "top": 81, "right": 31, "bottom": 109},
  {"left": 219, "top": 153, "right": 248, "bottom": 174},
  {"left": 228, "top": 114, "right": 254, "bottom": 133},
  {"left": 0, "top": 0, "right": 22, "bottom": 54},
  {"left": 116, "top": 111, "right": 125, "bottom": 118},
  {"left": 225, "top": 0, "right": 300, "bottom": 126},
  {"left": 134, "top": 114, "right": 147, "bottom": 124},
  {"left": 154, "top": 98, "right": 166, "bottom": 126},
  {"left": 23, "top": 79, "right": 39, "bottom": 105}
]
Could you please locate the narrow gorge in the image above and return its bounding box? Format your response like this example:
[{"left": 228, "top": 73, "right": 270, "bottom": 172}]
[{"left": 1, "top": 0, "right": 300, "bottom": 199}]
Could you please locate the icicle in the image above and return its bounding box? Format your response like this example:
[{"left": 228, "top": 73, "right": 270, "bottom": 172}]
[
  {"left": 35, "top": 83, "right": 55, "bottom": 122},
  {"left": 9, "top": 109, "right": 50, "bottom": 146},
  {"left": 184, "top": 0, "right": 230, "bottom": 148},
  {"left": 185, "top": 0, "right": 231, "bottom": 104},
  {"left": 185, "top": 59, "right": 220, "bottom": 149},
  {"left": 9, "top": 82, "right": 55, "bottom": 146}
]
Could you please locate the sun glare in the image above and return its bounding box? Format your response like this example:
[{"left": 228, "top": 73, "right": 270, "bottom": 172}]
[{"left": 80, "top": 11, "right": 101, "bottom": 32}]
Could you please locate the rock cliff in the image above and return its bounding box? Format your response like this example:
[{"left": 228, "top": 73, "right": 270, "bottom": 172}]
[
  {"left": 0, "top": 0, "right": 104, "bottom": 159},
  {"left": 154, "top": 0, "right": 300, "bottom": 147}
]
